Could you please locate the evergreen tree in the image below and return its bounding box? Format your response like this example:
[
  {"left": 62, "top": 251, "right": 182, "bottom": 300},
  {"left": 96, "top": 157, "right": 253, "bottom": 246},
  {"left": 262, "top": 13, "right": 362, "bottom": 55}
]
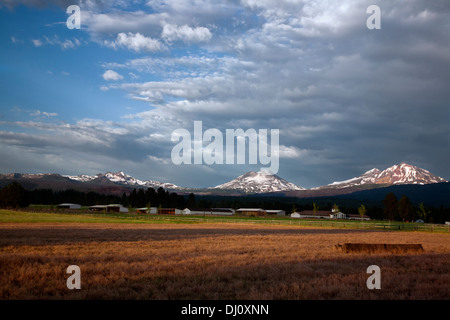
[
  {"left": 398, "top": 195, "right": 413, "bottom": 222},
  {"left": 145, "top": 188, "right": 157, "bottom": 207},
  {"left": 187, "top": 193, "right": 196, "bottom": 208},
  {"left": 157, "top": 187, "right": 167, "bottom": 207},
  {"left": 137, "top": 188, "right": 146, "bottom": 208},
  {"left": 0, "top": 182, "right": 29, "bottom": 208},
  {"left": 383, "top": 192, "right": 398, "bottom": 221}
]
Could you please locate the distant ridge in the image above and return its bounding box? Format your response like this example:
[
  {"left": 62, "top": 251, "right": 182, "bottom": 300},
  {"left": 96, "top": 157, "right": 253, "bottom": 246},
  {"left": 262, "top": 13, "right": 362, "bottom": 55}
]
[
  {"left": 0, "top": 163, "right": 446, "bottom": 197},
  {"left": 64, "top": 171, "right": 184, "bottom": 190}
]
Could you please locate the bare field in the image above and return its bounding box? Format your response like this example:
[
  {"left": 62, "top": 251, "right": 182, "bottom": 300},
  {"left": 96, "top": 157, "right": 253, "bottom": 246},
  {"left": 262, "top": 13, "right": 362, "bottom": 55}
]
[{"left": 0, "top": 222, "right": 449, "bottom": 300}]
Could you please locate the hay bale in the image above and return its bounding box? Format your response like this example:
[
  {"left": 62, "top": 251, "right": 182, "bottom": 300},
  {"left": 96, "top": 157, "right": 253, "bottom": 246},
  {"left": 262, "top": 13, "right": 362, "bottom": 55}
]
[
  {"left": 383, "top": 244, "right": 424, "bottom": 253},
  {"left": 334, "top": 243, "right": 423, "bottom": 254}
]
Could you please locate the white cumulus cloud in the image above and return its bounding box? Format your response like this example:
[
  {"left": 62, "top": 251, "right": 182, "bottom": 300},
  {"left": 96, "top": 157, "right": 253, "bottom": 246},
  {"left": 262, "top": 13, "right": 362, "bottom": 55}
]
[
  {"left": 161, "top": 23, "right": 212, "bottom": 43},
  {"left": 106, "top": 32, "right": 165, "bottom": 52},
  {"left": 102, "top": 70, "right": 124, "bottom": 81}
]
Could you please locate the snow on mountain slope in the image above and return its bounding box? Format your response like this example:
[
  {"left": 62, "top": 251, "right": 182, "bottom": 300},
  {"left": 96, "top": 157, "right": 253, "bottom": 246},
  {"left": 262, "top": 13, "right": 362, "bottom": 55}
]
[
  {"left": 328, "top": 168, "right": 381, "bottom": 187},
  {"left": 376, "top": 163, "right": 447, "bottom": 185},
  {"left": 63, "top": 174, "right": 98, "bottom": 182},
  {"left": 64, "top": 172, "right": 184, "bottom": 190},
  {"left": 213, "top": 171, "right": 305, "bottom": 193},
  {"left": 323, "top": 163, "right": 446, "bottom": 189}
]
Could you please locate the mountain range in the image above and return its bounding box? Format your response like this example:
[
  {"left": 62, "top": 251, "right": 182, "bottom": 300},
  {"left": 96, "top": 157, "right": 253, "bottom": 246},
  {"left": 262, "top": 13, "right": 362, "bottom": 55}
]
[
  {"left": 0, "top": 163, "right": 447, "bottom": 197},
  {"left": 64, "top": 171, "right": 183, "bottom": 191}
]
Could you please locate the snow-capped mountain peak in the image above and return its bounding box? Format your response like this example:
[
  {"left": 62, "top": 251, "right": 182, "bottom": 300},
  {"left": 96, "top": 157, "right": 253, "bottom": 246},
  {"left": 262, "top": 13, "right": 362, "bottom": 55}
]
[
  {"left": 324, "top": 163, "right": 446, "bottom": 189},
  {"left": 64, "top": 172, "right": 183, "bottom": 190},
  {"left": 104, "top": 171, "right": 145, "bottom": 185},
  {"left": 376, "top": 162, "right": 446, "bottom": 185},
  {"left": 213, "top": 171, "right": 305, "bottom": 193}
]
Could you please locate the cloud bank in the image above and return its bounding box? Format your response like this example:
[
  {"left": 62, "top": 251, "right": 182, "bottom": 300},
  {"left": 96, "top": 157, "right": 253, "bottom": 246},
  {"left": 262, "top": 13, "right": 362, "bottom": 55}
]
[{"left": 1, "top": 0, "right": 450, "bottom": 188}]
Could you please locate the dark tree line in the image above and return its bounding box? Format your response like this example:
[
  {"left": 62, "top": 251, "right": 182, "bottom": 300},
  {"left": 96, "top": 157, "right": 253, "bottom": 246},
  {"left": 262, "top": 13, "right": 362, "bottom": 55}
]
[
  {"left": 0, "top": 182, "right": 28, "bottom": 208},
  {"left": 381, "top": 192, "right": 448, "bottom": 223},
  {"left": 122, "top": 187, "right": 186, "bottom": 208},
  {"left": 0, "top": 182, "right": 186, "bottom": 209}
]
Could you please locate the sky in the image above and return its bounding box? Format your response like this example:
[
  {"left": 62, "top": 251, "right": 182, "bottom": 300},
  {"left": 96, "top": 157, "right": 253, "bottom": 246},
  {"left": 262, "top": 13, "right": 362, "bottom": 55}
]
[{"left": 0, "top": 0, "right": 449, "bottom": 189}]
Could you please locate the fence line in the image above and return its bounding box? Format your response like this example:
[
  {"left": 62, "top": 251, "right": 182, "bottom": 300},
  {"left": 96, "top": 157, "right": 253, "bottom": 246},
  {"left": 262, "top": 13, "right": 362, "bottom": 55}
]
[{"left": 137, "top": 215, "right": 449, "bottom": 232}]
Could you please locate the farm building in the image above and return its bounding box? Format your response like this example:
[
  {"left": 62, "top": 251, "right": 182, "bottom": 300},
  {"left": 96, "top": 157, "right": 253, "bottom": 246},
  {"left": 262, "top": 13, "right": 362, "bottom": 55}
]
[
  {"left": 89, "top": 204, "right": 128, "bottom": 213},
  {"left": 106, "top": 204, "right": 129, "bottom": 213},
  {"left": 212, "top": 208, "right": 236, "bottom": 215},
  {"left": 236, "top": 208, "right": 266, "bottom": 216},
  {"left": 57, "top": 203, "right": 81, "bottom": 209},
  {"left": 182, "top": 208, "right": 235, "bottom": 216},
  {"left": 158, "top": 208, "right": 182, "bottom": 215},
  {"left": 89, "top": 205, "right": 107, "bottom": 212},
  {"left": 292, "top": 210, "right": 369, "bottom": 220},
  {"left": 330, "top": 211, "right": 347, "bottom": 219},
  {"left": 266, "top": 209, "right": 286, "bottom": 216},
  {"left": 136, "top": 207, "right": 158, "bottom": 214},
  {"left": 292, "top": 209, "right": 347, "bottom": 219},
  {"left": 295, "top": 210, "right": 335, "bottom": 219}
]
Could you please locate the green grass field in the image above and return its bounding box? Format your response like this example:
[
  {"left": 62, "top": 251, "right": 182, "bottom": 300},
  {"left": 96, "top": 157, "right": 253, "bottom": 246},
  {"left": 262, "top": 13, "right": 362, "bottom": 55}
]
[
  {"left": 0, "top": 209, "right": 190, "bottom": 224},
  {"left": 1, "top": 209, "right": 448, "bottom": 232}
]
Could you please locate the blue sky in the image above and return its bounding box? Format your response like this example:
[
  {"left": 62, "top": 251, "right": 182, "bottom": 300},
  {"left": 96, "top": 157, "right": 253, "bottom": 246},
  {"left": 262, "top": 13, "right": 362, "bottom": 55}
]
[
  {"left": 1, "top": 4, "right": 138, "bottom": 121},
  {"left": 0, "top": 0, "right": 449, "bottom": 188}
]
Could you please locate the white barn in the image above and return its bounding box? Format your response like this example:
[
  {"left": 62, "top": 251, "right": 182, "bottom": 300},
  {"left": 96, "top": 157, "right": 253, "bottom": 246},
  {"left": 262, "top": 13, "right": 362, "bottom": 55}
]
[{"left": 330, "top": 211, "right": 347, "bottom": 219}]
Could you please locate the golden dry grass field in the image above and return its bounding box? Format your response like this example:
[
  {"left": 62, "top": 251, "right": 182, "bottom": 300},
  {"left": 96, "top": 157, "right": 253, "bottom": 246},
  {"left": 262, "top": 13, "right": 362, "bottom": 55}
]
[{"left": 0, "top": 220, "right": 449, "bottom": 300}]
